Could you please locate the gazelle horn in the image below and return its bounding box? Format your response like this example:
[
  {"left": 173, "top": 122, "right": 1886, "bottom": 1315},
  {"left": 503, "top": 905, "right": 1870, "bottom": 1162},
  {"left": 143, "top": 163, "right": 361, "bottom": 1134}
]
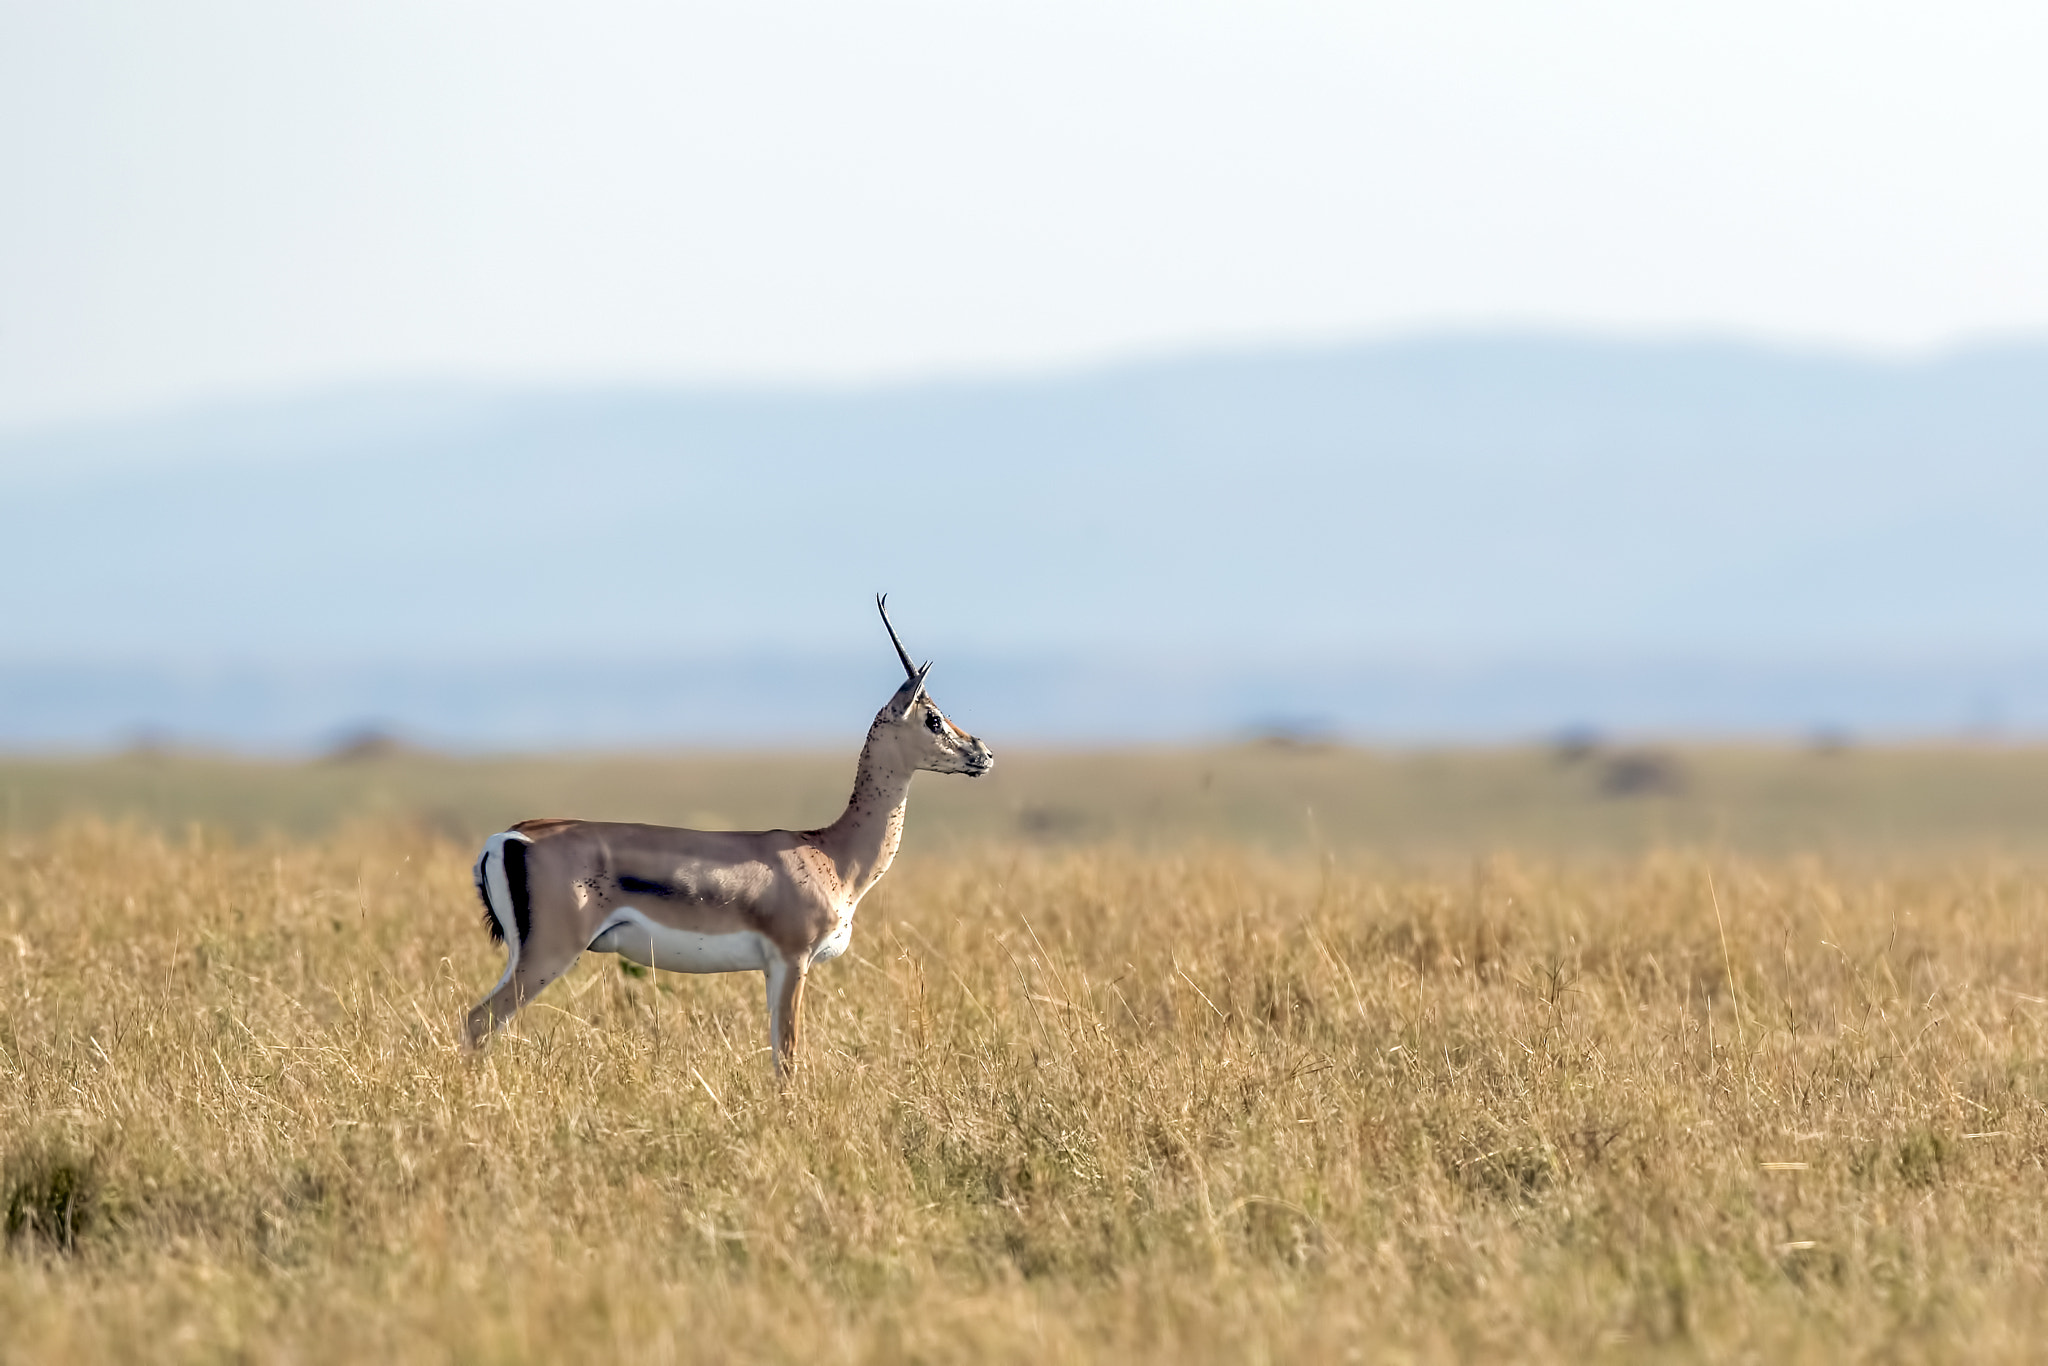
[{"left": 876, "top": 593, "right": 919, "bottom": 680}]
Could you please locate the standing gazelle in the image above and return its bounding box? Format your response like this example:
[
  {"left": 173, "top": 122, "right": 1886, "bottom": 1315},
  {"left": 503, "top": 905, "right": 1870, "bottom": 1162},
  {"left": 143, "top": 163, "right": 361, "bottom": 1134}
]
[{"left": 465, "top": 596, "right": 993, "bottom": 1076}]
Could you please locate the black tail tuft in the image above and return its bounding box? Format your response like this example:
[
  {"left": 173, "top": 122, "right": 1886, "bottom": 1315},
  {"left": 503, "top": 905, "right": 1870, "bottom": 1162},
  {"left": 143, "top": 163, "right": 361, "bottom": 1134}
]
[{"left": 476, "top": 854, "right": 503, "bottom": 943}]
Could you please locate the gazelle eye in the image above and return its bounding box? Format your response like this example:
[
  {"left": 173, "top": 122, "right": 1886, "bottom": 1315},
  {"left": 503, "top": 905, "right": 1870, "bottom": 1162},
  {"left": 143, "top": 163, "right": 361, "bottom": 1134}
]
[{"left": 925, "top": 711, "right": 945, "bottom": 735}]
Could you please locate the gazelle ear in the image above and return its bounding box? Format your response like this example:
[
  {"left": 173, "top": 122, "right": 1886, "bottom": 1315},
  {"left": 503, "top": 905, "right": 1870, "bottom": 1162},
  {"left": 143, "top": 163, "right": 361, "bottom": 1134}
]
[{"left": 898, "top": 662, "right": 933, "bottom": 716}]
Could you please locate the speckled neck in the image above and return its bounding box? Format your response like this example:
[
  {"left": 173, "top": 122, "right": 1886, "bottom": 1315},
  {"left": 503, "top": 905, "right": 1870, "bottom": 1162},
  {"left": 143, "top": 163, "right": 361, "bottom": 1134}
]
[{"left": 818, "top": 729, "right": 918, "bottom": 902}]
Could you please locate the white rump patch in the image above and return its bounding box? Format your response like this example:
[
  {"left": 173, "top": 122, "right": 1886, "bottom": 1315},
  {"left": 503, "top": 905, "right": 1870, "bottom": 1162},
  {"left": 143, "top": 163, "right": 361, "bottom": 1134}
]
[
  {"left": 477, "top": 830, "right": 534, "bottom": 996},
  {"left": 587, "top": 907, "right": 770, "bottom": 975}
]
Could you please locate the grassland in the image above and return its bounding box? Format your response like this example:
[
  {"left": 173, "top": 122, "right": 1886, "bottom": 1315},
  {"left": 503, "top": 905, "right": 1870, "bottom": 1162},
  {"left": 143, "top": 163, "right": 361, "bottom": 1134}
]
[
  {"left": 8, "top": 747, "right": 2048, "bottom": 1361},
  {"left": 8, "top": 739, "right": 2048, "bottom": 855}
]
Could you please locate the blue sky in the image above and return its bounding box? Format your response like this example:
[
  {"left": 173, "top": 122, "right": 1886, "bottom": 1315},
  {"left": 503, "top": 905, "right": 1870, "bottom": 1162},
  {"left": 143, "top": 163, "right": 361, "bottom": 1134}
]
[{"left": 4, "top": 1, "right": 2048, "bottom": 429}]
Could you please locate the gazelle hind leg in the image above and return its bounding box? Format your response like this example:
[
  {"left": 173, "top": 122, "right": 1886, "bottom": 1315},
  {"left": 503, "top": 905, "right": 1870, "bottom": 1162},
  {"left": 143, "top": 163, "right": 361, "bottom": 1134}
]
[{"left": 465, "top": 941, "right": 583, "bottom": 1049}]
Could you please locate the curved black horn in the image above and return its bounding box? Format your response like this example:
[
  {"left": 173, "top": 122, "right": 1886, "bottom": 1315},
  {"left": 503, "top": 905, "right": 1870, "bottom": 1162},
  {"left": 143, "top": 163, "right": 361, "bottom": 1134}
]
[{"left": 876, "top": 593, "right": 918, "bottom": 679}]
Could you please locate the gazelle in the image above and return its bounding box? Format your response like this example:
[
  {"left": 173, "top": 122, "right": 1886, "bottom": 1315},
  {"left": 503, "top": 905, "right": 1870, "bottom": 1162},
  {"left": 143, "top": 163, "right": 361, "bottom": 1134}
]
[{"left": 465, "top": 596, "right": 993, "bottom": 1077}]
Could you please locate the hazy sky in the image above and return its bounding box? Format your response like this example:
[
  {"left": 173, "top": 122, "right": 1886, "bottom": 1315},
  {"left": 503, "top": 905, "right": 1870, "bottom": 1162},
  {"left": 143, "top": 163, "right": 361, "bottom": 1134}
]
[{"left": 4, "top": 0, "right": 2047, "bottom": 429}]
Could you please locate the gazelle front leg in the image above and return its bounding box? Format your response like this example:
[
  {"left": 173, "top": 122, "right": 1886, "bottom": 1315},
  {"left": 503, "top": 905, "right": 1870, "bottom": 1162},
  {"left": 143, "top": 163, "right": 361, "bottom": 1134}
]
[{"left": 765, "top": 953, "right": 810, "bottom": 1081}]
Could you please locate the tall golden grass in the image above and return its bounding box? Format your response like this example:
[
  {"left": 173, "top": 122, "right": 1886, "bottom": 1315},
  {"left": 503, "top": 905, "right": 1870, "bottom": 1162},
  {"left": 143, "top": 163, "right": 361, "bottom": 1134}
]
[{"left": 7, "top": 819, "right": 2048, "bottom": 1361}]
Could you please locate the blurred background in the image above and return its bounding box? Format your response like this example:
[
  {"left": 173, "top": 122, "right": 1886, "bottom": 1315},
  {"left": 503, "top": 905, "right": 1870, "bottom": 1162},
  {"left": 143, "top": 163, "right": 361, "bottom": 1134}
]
[{"left": 5, "top": 1, "right": 2048, "bottom": 755}]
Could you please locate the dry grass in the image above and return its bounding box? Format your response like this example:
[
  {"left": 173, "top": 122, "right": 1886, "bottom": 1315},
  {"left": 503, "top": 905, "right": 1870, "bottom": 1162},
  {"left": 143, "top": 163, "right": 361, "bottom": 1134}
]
[{"left": 9, "top": 819, "right": 2048, "bottom": 1361}]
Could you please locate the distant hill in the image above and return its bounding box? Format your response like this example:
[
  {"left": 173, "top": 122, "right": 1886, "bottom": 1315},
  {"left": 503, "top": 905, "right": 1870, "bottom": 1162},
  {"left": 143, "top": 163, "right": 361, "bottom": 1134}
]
[{"left": 4, "top": 333, "right": 2047, "bottom": 748}]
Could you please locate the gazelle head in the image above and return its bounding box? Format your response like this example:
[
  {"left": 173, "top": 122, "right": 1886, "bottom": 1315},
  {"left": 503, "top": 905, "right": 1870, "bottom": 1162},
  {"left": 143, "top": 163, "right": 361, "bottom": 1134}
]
[{"left": 870, "top": 594, "right": 994, "bottom": 777}]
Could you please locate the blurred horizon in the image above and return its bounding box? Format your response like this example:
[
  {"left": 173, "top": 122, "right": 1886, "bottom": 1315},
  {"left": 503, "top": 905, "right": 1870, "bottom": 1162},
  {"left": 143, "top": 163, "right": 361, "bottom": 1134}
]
[
  {"left": 8, "top": 328, "right": 2048, "bottom": 753},
  {"left": 7, "top": 649, "right": 2048, "bottom": 757}
]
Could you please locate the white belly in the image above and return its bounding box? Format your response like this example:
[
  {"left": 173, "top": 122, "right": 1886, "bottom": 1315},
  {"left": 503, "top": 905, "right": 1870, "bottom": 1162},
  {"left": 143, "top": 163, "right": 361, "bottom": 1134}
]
[{"left": 587, "top": 907, "right": 769, "bottom": 975}]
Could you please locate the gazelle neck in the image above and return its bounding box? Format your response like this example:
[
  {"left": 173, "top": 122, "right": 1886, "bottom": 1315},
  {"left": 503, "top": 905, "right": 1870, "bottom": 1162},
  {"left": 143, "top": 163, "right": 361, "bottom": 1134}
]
[{"left": 818, "top": 731, "right": 918, "bottom": 901}]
